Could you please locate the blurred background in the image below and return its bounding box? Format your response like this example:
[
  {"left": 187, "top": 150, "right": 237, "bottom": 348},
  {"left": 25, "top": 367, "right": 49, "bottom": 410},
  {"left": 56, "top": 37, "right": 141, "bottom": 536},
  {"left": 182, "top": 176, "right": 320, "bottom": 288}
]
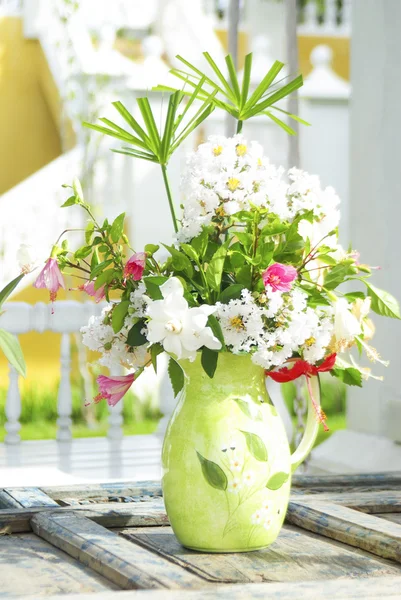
[{"left": 0, "top": 0, "right": 399, "bottom": 483}]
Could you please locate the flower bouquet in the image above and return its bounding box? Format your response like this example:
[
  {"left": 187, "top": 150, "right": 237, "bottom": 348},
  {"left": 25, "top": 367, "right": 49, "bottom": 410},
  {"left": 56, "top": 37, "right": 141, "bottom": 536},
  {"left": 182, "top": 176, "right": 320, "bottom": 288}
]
[{"left": 20, "top": 53, "right": 400, "bottom": 551}]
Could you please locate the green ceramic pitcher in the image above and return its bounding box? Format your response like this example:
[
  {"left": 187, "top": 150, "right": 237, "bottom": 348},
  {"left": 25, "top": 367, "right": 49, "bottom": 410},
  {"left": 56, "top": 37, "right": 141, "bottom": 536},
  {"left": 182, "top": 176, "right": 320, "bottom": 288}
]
[{"left": 162, "top": 352, "right": 320, "bottom": 553}]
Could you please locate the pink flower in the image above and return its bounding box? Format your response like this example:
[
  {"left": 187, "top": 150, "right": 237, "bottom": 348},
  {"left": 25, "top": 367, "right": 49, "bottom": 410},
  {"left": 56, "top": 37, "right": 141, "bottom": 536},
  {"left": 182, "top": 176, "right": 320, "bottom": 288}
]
[
  {"left": 94, "top": 373, "right": 136, "bottom": 407},
  {"left": 124, "top": 252, "right": 146, "bottom": 281},
  {"left": 262, "top": 263, "right": 297, "bottom": 292},
  {"left": 33, "top": 258, "right": 65, "bottom": 302},
  {"left": 81, "top": 280, "right": 106, "bottom": 303}
]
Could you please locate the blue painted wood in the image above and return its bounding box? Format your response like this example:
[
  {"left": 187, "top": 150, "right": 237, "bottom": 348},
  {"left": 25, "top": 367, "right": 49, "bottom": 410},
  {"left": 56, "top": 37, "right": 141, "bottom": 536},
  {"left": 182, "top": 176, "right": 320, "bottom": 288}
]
[
  {"left": 4, "top": 487, "right": 59, "bottom": 508},
  {"left": 31, "top": 512, "right": 205, "bottom": 590}
]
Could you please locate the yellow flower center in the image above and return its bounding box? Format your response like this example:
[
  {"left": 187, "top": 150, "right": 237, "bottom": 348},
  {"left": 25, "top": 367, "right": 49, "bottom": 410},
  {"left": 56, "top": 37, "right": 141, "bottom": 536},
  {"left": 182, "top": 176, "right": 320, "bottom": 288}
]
[
  {"left": 236, "top": 143, "right": 247, "bottom": 156},
  {"left": 304, "top": 336, "right": 316, "bottom": 347},
  {"left": 230, "top": 316, "right": 245, "bottom": 330},
  {"left": 213, "top": 145, "right": 223, "bottom": 156},
  {"left": 227, "top": 177, "right": 240, "bottom": 192},
  {"left": 257, "top": 157, "right": 263, "bottom": 167},
  {"left": 165, "top": 319, "right": 183, "bottom": 334},
  {"left": 215, "top": 206, "right": 226, "bottom": 217}
]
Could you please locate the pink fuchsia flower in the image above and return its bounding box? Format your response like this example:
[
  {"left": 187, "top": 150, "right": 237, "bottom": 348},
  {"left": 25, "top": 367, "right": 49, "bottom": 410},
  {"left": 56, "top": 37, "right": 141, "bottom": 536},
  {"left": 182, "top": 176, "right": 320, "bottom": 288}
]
[
  {"left": 81, "top": 280, "right": 106, "bottom": 303},
  {"left": 262, "top": 263, "right": 297, "bottom": 292},
  {"left": 124, "top": 252, "right": 146, "bottom": 281},
  {"left": 94, "top": 373, "right": 136, "bottom": 407},
  {"left": 33, "top": 257, "right": 65, "bottom": 302}
]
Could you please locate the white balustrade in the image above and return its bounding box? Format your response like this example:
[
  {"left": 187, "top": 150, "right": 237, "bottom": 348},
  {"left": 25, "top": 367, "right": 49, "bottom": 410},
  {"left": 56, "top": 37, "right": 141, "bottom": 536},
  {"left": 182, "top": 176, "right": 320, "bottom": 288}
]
[
  {"left": 298, "top": 0, "right": 351, "bottom": 37},
  {"left": 0, "top": 301, "right": 104, "bottom": 445}
]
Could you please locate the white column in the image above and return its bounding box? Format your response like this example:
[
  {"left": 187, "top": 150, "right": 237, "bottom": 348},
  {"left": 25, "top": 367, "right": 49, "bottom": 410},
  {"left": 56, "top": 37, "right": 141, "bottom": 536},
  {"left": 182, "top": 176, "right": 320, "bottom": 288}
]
[
  {"left": 4, "top": 366, "right": 21, "bottom": 444},
  {"left": 310, "top": 0, "right": 401, "bottom": 473},
  {"left": 57, "top": 334, "right": 73, "bottom": 442},
  {"left": 299, "top": 44, "right": 350, "bottom": 247},
  {"left": 345, "top": 0, "right": 401, "bottom": 441}
]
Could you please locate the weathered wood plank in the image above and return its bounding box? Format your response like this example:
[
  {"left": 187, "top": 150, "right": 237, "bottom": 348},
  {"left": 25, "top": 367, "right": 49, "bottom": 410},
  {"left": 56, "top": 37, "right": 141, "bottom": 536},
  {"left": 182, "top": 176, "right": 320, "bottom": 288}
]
[
  {"left": 119, "top": 524, "right": 401, "bottom": 583},
  {"left": 293, "top": 472, "right": 401, "bottom": 490},
  {"left": 20, "top": 576, "right": 401, "bottom": 600},
  {"left": 41, "top": 481, "right": 162, "bottom": 501},
  {"left": 0, "top": 498, "right": 168, "bottom": 533},
  {"left": 377, "top": 513, "right": 401, "bottom": 525},
  {"left": 31, "top": 513, "right": 205, "bottom": 590},
  {"left": 287, "top": 500, "right": 401, "bottom": 562},
  {"left": 0, "top": 490, "right": 23, "bottom": 509},
  {"left": 0, "top": 532, "right": 119, "bottom": 597},
  {"left": 4, "top": 487, "right": 59, "bottom": 508},
  {"left": 290, "top": 491, "right": 401, "bottom": 513}
]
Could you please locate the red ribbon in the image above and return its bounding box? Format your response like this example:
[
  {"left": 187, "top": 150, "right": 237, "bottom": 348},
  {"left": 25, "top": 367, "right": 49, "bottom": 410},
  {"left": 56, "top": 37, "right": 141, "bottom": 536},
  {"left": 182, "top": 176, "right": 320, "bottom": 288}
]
[{"left": 265, "top": 353, "right": 337, "bottom": 383}]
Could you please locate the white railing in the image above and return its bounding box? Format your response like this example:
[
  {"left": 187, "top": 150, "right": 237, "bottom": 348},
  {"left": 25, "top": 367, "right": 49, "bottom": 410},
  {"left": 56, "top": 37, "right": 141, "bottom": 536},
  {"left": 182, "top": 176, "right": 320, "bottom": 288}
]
[
  {"left": 0, "top": 301, "right": 106, "bottom": 444},
  {"left": 298, "top": 0, "right": 351, "bottom": 37}
]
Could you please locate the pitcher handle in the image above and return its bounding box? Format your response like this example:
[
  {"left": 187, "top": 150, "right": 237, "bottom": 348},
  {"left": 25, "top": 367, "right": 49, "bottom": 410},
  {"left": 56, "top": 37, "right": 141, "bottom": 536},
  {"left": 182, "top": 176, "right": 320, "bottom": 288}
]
[{"left": 290, "top": 375, "right": 321, "bottom": 473}]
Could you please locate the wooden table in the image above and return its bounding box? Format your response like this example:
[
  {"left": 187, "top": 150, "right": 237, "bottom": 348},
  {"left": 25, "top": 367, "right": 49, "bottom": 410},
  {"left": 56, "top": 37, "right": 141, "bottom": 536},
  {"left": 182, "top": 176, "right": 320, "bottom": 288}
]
[{"left": 1, "top": 473, "right": 401, "bottom": 599}]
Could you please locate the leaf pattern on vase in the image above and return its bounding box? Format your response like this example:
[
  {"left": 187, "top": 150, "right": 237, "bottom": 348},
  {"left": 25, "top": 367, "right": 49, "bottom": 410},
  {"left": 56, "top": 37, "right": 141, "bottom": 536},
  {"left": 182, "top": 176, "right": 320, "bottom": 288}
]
[
  {"left": 239, "top": 430, "right": 268, "bottom": 462},
  {"left": 196, "top": 451, "right": 228, "bottom": 491},
  {"left": 266, "top": 471, "right": 290, "bottom": 490},
  {"left": 233, "top": 397, "right": 263, "bottom": 421}
]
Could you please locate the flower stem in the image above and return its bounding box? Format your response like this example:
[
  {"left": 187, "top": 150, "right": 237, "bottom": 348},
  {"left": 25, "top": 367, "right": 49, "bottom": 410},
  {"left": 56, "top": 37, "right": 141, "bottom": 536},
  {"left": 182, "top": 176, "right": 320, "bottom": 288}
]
[
  {"left": 236, "top": 120, "right": 243, "bottom": 134},
  {"left": 161, "top": 164, "right": 178, "bottom": 233}
]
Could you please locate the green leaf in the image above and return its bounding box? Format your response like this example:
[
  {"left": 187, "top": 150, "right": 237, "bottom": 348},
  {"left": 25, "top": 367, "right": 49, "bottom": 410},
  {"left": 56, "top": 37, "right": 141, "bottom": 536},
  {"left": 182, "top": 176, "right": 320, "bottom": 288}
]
[
  {"left": 150, "top": 343, "right": 164, "bottom": 373},
  {"left": 245, "top": 74, "right": 303, "bottom": 119},
  {"left": 144, "top": 244, "right": 160, "bottom": 256},
  {"left": 180, "top": 243, "right": 199, "bottom": 262},
  {"left": 61, "top": 195, "right": 78, "bottom": 208},
  {"left": 85, "top": 222, "right": 95, "bottom": 244},
  {"left": 74, "top": 246, "right": 92, "bottom": 260},
  {"left": 111, "top": 101, "right": 151, "bottom": 144},
  {"left": 72, "top": 177, "right": 84, "bottom": 202},
  {"left": 196, "top": 451, "right": 227, "bottom": 491},
  {"left": 218, "top": 284, "right": 244, "bottom": 304},
  {"left": 264, "top": 111, "right": 296, "bottom": 135},
  {"left": 0, "top": 329, "right": 26, "bottom": 377},
  {"left": 201, "top": 347, "right": 219, "bottom": 378},
  {"left": 266, "top": 471, "right": 290, "bottom": 490},
  {"left": 162, "top": 244, "right": 193, "bottom": 278},
  {"left": 240, "top": 53, "right": 252, "bottom": 108},
  {"left": 191, "top": 229, "right": 209, "bottom": 257},
  {"left": 143, "top": 276, "right": 168, "bottom": 300},
  {"left": 225, "top": 54, "right": 241, "bottom": 103},
  {"left": 168, "top": 357, "right": 185, "bottom": 396},
  {"left": 365, "top": 282, "right": 401, "bottom": 320},
  {"left": 90, "top": 259, "right": 113, "bottom": 279},
  {"left": 331, "top": 367, "right": 363, "bottom": 387},
  {"left": 0, "top": 274, "right": 25, "bottom": 309},
  {"left": 110, "top": 213, "right": 125, "bottom": 244},
  {"left": 111, "top": 300, "right": 129, "bottom": 334},
  {"left": 324, "top": 263, "right": 357, "bottom": 290},
  {"left": 94, "top": 269, "right": 116, "bottom": 290},
  {"left": 242, "top": 60, "right": 284, "bottom": 113},
  {"left": 205, "top": 243, "right": 228, "bottom": 292},
  {"left": 239, "top": 430, "right": 268, "bottom": 462},
  {"left": 206, "top": 314, "right": 225, "bottom": 347},
  {"left": 127, "top": 320, "right": 147, "bottom": 347},
  {"left": 236, "top": 264, "right": 252, "bottom": 288}
]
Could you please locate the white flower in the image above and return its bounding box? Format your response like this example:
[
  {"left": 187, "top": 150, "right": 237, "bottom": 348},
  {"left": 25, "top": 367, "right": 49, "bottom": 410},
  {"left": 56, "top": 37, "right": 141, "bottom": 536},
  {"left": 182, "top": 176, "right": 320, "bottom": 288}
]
[
  {"left": 263, "top": 517, "right": 273, "bottom": 530},
  {"left": 229, "top": 456, "right": 243, "bottom": 472},
  {"left": 251, "top": 509, "right": 264, "bottom": 525},
  {"left": 228, "top": 478, "right": 242, "bottom": 494},
  {"left": 331, "top": 298, "right": 361, "bottom": 352},
  {"left": 146, "top": 278, "right": 221, "bottom": 360},
  {"left": 17, "top": 244, "right": 37, "bottom": 273},
  {"left": 243, "top": 471, "right": 255, "bottom": 486}
]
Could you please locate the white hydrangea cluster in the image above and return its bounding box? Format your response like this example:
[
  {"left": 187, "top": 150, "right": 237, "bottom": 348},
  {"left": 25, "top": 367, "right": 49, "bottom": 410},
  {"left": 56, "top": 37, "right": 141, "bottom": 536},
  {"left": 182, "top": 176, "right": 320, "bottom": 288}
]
[
  {"left": 81, "top": 306, "right": 148, "bottom": 370},
  {"left": 215, "top": 288, "right": 334, "bottom": 369},
  {"left": 178, "top": 135, "right": 341, "bottom": 249}
]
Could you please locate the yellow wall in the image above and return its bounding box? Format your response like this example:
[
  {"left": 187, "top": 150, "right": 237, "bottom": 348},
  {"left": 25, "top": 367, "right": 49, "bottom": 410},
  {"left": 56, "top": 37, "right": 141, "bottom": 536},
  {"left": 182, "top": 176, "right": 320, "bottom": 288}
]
[
  {"left": 0, "top": 18, "right": 76, "bottom": 387},
  {"left": 298, "top": 35, "right": 350, "bottom": 81},
  {"left": 0, "top": 17, "right": 63, "bottom": 194}
]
